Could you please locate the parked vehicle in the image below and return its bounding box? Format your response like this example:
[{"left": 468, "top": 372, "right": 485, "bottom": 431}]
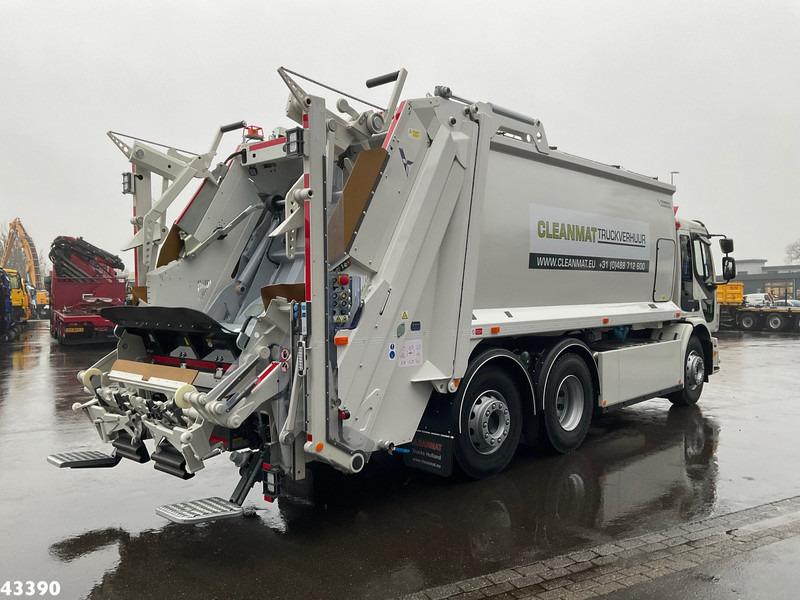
[
  {"left": 1, "top": 218, "right": 48, "bottom": 319},
  {"left": 0, "top": 268, "right": 15, "bottom": 341},
  {"left": 48, "top": 237, "right": 126, "bottom": 345},
  {"left": 49, "top": 68, "right": 735, "bottom": 524},
  {"left": 3, "top": 268, "right": 30, "bottom": 323},
  {"left": 774, "top": 299, "right": 800, "bottom": 308},
  {"left": 718, "top": 283, "right": 800, "bottom": 331},
  {"left": 743, "top": 292, "right": 773, "bottom": 307}
]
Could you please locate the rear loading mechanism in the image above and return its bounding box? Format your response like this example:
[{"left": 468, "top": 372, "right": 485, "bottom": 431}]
[{"left": 48, "top": 66, "right": 731, "bottom": 523}]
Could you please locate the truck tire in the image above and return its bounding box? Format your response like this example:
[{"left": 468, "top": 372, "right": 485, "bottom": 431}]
[
  {"left": 539, "top": 354, "right": 594, "bottom": 454},
  {"left": 766, "top": 313, "right": 785, "bottom": 331},
  {"left": 454, "top": 365, "right": 522, "bottom": 479},
  {"left": 668, "top": 336, "right": 705, "bottom": 406},
  {"left": 739, "top": 314, "right": 756, "bottom": 330}
]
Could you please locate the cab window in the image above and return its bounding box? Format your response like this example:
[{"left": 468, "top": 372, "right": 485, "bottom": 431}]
[{"left": 692, "top": 236, "right": 714, "bottom": 284}]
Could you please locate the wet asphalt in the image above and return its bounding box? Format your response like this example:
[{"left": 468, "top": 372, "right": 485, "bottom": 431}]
[{"left": 1, "top": 322, "right": 799, "bottom": 600}]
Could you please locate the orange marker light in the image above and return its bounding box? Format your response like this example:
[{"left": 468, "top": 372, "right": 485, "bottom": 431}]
[
  {"left": 602, "top": 317, "right": 610, "bottom": 324},
  {"left": 490, "top": 326, "right": 501, "bottom": 334},
  {"left": 334, "top": 335, "right": 349, "bottom": 346},
  {"left": 315, "top": 442, "right": 324, "bottom": 452}
]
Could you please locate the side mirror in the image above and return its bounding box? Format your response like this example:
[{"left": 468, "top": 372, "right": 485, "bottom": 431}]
[
  {"left": 722, "top": 256, "right": 736, "bottom": 282},
  {"left": 719, "top": 237, "right": 734, "bottom": 254}
]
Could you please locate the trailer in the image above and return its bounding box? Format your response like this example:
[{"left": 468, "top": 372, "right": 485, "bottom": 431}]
[
  {"left": 48, "top": 68, "right": 736, "bottom": 524},
  {"left": 49, "top": 237, "right": 126, "bottom": 345},
  {"left": 717, "top": 282, "right": 800, "bottom": 331}
]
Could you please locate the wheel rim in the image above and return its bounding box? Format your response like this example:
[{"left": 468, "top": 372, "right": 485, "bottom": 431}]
[
  {"left": 686, "top": 350, "right": 705, "bottom": 391},
  {"left": 555, "top": 375, "right": 584, "bottom": 432},
  {"left": 769, "top": 316, "right": 781, "bottom": 329},
  {"left": 468, "top": 390, "right": 511, "bottom": 455},
  {"left": 741, "top": 316, "right": 754, "bottom": 328}
]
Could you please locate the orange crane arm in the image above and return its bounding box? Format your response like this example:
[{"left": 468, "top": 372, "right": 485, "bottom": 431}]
[{"left": 1, "top": 218, "right": 42, "bottom": 289}]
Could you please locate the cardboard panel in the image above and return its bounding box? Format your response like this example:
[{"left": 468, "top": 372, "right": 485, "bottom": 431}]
[
  {"left": 343, "top": 148, "right": 387, "bottom": 250},
  {"left": 131, "top": 286, "right": 148, "bottom": 304},
  {"left": 156, "top": 224, "right": 184, "bottom": 267},
  {"left": 260, "top": 282, "right": 306, "bottom": 309},
  {"left": 111, "top": 359, "right": 198, "bottom": 384}
]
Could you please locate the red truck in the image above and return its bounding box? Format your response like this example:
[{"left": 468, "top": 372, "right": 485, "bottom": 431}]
[{"left": 49, "top": 237, "right": 126, "bottom": 345}]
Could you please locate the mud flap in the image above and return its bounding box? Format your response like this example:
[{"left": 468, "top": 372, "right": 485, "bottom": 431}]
[{"left": 403, "top": 393, "right": 454, "bottom": 477}]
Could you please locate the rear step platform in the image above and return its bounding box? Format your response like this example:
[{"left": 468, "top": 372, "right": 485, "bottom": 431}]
[
  {"left": 155, "top": 497, "right": 243, "bottom": 524},
  {"left": 47, "top": 450, "right": 121, "bottom": 469}
]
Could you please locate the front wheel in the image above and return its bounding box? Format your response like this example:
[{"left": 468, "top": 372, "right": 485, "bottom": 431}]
[
  {"left": 539, "top": 354, "right": 594, "bottom": 454},
  {"left": 454, "top": 365, "right": 522, "bottom": 479},
  {"left": 668, "top": 336, "right": 705, "bottom": 406}
]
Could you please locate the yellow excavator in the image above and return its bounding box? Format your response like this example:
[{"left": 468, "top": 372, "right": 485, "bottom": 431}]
[{"left": 1, "top": 218, "right": 48, "bottom": 321}]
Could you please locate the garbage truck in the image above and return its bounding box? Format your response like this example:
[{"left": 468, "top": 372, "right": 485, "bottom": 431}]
[{"left": 48, "top": 67, "right": 736, "bottom": 524}]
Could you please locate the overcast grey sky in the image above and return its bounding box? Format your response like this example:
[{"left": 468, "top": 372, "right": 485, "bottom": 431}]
[{"left": 1, "top": 0, "right": 798, "bottom": 271}]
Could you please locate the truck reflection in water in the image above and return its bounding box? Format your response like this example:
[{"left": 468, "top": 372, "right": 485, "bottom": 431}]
[{"left": 49, "top": 404, "right": 718, "bottom": 600}]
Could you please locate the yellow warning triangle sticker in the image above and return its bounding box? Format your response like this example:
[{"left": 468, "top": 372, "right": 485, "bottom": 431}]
[{"left": 401, "top": 311, "right": 409, "bottom": 320}]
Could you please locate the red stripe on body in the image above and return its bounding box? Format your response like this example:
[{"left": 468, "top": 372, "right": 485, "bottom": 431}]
[
  {"left": 249, "top": 137, "right": 286, "bottom": 152},
  {"left": 382, "top": 100, "right": 406, "bottom": 149},
  {"left": 176, "top": 179, "right": 207, "bottom": 225},
  {"left": 255, "top": 361, "right": 280, "bottom": 384},
  {"left": 304, "top": 200, "right": 311, "bottom": 301}
]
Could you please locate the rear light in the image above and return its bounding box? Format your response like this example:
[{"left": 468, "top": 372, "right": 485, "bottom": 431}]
[{"left": 338, "top": 274, "right": 350, "bottom": 285}]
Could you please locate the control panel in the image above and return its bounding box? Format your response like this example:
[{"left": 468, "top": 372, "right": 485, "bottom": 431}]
[{"left": 329, "top": 273, "right": 361, "bottom": 330}]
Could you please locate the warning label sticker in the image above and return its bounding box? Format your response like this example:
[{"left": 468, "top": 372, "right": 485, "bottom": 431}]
[
  {"left": 529, "top": 205, "right": 650, "bottom": 273},
  {"left": 398, "top": 338, "right": 423, "bottom": 368}
]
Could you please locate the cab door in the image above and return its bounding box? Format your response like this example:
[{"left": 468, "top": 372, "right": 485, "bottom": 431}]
[{"left": 679, "top": 232, "right": 717, "bottom": 325}]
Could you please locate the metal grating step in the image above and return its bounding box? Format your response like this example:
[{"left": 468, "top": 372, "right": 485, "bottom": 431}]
[
  {"left": 47, "top": 450, "right": 121, "bottom": 469},
  {"left": 155, "top": 497, "right": 243, "bottom": 524}
]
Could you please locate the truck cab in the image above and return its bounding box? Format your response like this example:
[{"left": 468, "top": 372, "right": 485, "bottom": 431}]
[
  {"left": 4, "top": 269, "right": 30, "bottom": 323},
  {"left": 677, "top": 220, "right": 717, "bottom": 330},
  {"left": 676, "top": 219, "right": 736, "bottom": 333}
]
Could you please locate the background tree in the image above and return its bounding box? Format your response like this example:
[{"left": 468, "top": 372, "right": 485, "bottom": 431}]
[{"left": 787, "top": 239, "right": 800, "bottom": 264}]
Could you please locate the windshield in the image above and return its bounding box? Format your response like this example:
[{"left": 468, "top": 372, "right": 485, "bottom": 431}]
[{"left": 8, "top": 272, "right": 21, "bottom": 289}]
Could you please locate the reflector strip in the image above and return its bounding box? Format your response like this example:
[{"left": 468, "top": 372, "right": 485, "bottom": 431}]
[
  {"left": 382, "top": 100, "right": 406, "bottom": 150},
  {"left": 255, "top": 361, "right": 280, "bottom": 385},
  {"left": 176, "top": 179, "right": 207, "bottom": 224},
  {"left": 304, "top": 200, "right": 311, "bottom": 301},
  {"left": 249, "top": 137, "right": 286, "bottom": 152},
  {"left": 151, "top": 355, "right": 231, "bottom": 371}
]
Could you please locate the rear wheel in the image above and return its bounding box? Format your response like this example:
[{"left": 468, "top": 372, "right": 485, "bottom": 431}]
[
  {"left": 539, "top": 354, "right": 594, "bottom": 454},
  {"left": 739, "top": 314, "right": 757, "bottom": 330},
  {"left": 766, "top": 313, "right": 785, "bottom": 331},
  {"left": 454, "top": 365, "right": 522, "bottom": 479},
  {"left": 668, "top": 336, "right": 705, "bottom": 406}
]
